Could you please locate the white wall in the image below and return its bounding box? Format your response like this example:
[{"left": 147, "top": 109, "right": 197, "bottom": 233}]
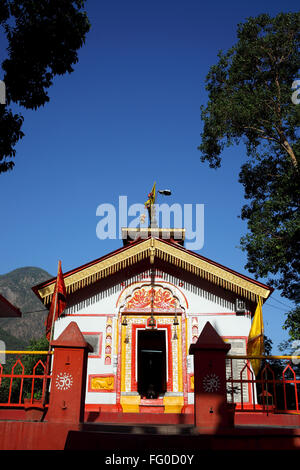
[{"left": 52, "top": 268, "right": 251, "bottom": 405}]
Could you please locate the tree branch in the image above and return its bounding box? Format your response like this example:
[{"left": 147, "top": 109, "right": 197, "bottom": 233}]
[{"left": 243, "top": 126, "right": 280, "bottom": 143}]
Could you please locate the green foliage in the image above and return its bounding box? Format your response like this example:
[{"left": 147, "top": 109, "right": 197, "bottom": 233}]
[
  {"left": 282, "top": 305, "right": 300, "bottom": 341},
  {"left": 21, "top": 336, "right": 50, "bottom": 399},
  {"left": 257, "top": 335, "right": 300, "bottom": 407},
  {"left": 199, "top": 12, "right": 300, "bottom": 169},
  {"left": 279, "top": 306, "right": 300, "bottom": 381},
  {"left": 239, "top": 146, "right": 300, "bottom": 301},
  {"left": 199, "top": 13, "right": 300, "bottom": 317},
  {"left": 0, "top": 335, "right": 49, "bottom": 403},
  {"left": 0, "top": 0, "right": 90, "bottom": 172}
]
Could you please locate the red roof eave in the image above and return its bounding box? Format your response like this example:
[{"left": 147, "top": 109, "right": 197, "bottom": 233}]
[
  {"left": 157, "top": 238, "right": 273, "bottom": 300},
  {"left": 32, "top": 236, "right": 273, "bottom": 302},
  {"left": 31, "top": 238, "right": 148, "bottom": 301},
  {"left": 0, "top": 294, "right": 22, "bottom": 318}
]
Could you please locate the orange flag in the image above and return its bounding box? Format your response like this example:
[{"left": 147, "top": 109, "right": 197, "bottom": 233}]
[{"left": 45, "top": 260, "right": 67, "bottom": 341}]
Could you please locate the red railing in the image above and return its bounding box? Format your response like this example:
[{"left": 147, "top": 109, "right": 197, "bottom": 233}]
[
  {"left": 226, "top": 355, "right": 300, "bottom": 413},
  {"left": 1, "top": 351, "right": 299, "bottom": 415},
  {"left": 0, "top": 351, "right": 52, "bottom": 407}
]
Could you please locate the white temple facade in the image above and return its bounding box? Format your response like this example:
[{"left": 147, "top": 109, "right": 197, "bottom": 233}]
[{"left": 33, "top": 230, "right": 272, "bottom": 415}]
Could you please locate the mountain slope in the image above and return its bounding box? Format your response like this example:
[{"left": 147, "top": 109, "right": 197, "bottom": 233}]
[
  {"left": 0, "top": 267, "right": 52, "bottom": 347},
  {"left": 0, "top": 326, "right": 27, "bottom": 350}
]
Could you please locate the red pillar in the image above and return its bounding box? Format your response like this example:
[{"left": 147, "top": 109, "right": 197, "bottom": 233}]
[
  {"left": 46, "top": 322, "right": 91, "bottom": 424},
  {"left": 189, "top": 321, "right": 234, "bottom": 433}
]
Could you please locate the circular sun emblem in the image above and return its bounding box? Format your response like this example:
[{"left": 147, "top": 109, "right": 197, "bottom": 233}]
[
  {"left": 202, "top": 373, "right": 221, "bottom": 393},
  {"left": 55, "top": 372, "right": 73, "bottom": 391}
]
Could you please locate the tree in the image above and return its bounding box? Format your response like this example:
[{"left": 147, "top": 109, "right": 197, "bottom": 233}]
[
  {"left": 239, "top": 144, "right": 299, "bottom": 302},
  {"left": 279, "top": 304, "right": 300, "bottom": 375},
  {"left": 198, "top": 13, "right": 300, "bottom": 309},
  {"left": 0, "top": 0, "right": 90, "bottom": 173},
  {"left": 279, "top": 305, "right": 300, "bottom": 380},
  {"left": 282, "top": 305, "right": 300, "bottom": 341},
  {"left": 21, "top": 336, "right": 50, "bottom": 399}
]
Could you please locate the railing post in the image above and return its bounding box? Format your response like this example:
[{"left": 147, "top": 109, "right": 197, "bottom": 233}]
[
  {"left": 46, "top": 322, "right": 92, "bottom": 423},
  {"left": 189, "top": 321, "right": 234, "bottom": 433}
]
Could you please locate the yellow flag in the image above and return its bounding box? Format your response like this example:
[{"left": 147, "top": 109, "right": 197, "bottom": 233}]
[
  {"left": 247, "top": 297, "right": 264, "bottom": 376},
  {"left": 144, "top": 182, "right": 156, "bottom": 208}
]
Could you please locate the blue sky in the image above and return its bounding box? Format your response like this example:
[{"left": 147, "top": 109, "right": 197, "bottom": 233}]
[{"left": 0, "top": 0, "right": 298, "bottom": 352}]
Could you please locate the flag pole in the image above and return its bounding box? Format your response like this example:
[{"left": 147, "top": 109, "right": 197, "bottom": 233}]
[
  {"left": 48, "top": 260, "right": 60, "bottom": 349},
  {"left": 43, "top": 261, "right": 60, "bottom": 409},
  {"left": 49, "top": 289, "right": 58, "bottom": 346}
]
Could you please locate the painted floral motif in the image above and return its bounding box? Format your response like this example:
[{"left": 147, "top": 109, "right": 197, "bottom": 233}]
[
  {"left": 125, "top": 287, "right": 178, "bottom": 311},
  {"left": 202, "top": 373, "right": 221, "bottom": 393},
  {"left": 55, "top": 372, "right": 73, "bottom": 391}
]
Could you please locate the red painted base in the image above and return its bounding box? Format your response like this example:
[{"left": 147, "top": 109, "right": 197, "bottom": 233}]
[
  {"left": 0, "top": 419, "right": 299, "bottom": 450},
  {"left": 0, "top": 411, "right": 300, "bottom": 450},
  {"left": 235, "top": 411, "right": 300, "bottom": 427},
  {"left": 64, "top": 426, "right": 300, "bottom": 451},
  {"left": 139, "top": 398, "right": 165, "bottom": 414},
  {"left": 1, "top": 405, "right": 300, "bottom": 428},
  {"left": 0, "top": 421, "right": 80, "bottom": 450},
  {"left": 84, "top": 402, "right": 194, "bottom": 421},
  {"left": 84, "top": 410, "right": 194, "bottom": 424}
]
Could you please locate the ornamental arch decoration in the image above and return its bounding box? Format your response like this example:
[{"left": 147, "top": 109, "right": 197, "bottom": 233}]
[
  {"left": 115, "top": 281, "right": 189, "bottom": 398},
  {"left": 116, "top": 281, "right": 187, "bottom": 315}
]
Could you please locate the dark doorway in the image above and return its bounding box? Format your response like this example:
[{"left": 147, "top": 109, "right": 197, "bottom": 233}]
[{"left": 137, "top": 330, "right": 166, "bottom": 399}]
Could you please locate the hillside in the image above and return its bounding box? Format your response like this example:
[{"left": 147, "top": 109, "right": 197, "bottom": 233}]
[
  {"left": 0, "top": 267, "right": 52, "bottom": 348},
  {"left": 0, "top": 326, "right": 27, "bottom": 350}
]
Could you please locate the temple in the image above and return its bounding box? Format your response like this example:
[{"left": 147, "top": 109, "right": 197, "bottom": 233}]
[{"left": 32, "top": 189, "right": 272, "bottom": 418}]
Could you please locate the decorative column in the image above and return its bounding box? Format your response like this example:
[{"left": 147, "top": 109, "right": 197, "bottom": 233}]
[
  {"left": 46, "top": 321, "right": 92, "bottom": 423},
  {"left": 189, "top": 321, "right": 234, "bottom": 433}
]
